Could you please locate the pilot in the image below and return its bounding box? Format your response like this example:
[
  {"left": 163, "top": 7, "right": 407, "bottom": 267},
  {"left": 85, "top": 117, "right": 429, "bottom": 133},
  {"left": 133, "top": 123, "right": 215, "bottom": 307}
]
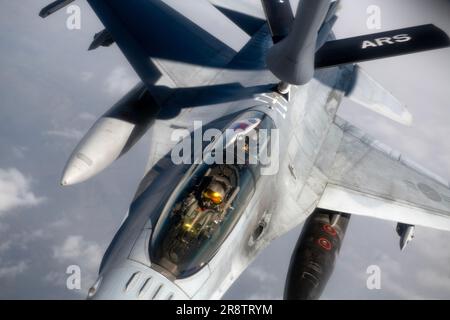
[{"left": 201, "top": 180, "right": 226, "bottom": 209}]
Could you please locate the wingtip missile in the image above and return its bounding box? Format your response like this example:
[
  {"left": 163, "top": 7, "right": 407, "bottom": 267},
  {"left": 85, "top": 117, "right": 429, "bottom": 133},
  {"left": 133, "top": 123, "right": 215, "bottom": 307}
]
[
  {"left": 60, "top": 155, "right": 92, "bottom": 186},
  {"left": 61, "top": 84, "right": 159, "bottom": 186}
]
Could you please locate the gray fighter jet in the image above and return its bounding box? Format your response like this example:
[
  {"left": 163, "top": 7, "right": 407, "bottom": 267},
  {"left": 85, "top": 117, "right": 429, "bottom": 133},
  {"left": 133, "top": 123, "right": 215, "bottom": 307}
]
[{"left": 40, "top": 0, "right": 450, "bottom": 299}]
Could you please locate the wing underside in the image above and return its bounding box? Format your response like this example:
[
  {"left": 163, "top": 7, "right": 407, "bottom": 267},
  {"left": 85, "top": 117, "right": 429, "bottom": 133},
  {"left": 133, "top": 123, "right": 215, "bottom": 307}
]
[
  {"left": 318, "top": 117, "right": 450, "bottom": 231},
  {"left": 86, "top": 0, "right": 251, "bottom": 87}
]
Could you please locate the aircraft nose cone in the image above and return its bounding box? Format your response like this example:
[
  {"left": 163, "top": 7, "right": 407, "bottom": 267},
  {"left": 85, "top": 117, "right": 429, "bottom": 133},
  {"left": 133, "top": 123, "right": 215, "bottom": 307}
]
[{"left": 61, "top": 154, "right": 94, "bottom": 186}]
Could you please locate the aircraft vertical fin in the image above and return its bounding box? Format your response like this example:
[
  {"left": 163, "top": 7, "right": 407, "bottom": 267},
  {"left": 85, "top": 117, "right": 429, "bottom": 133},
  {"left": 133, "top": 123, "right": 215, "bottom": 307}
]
[{"left": 345, "top": 65, "right": 413, "bottom": 125}]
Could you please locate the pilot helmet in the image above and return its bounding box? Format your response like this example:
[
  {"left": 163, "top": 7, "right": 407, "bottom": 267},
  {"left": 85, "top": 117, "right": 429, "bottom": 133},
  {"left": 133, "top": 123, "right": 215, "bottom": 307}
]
[{"left": 202, "top": 181, "right": 226, "bottom": 205}]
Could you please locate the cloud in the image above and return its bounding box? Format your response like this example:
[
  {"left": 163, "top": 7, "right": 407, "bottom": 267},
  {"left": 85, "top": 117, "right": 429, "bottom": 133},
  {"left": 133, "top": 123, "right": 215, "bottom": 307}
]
[
  {"left": 415, "top": 268, "right": 450, "bottom": 294},
  {"left": 0, "top": 223, "right": 9, "bottom": 233},
  {"left": 0, "top": 240, "right": 12, "bottom": 254},
  {"left": 53, "top": 235, "right": 102, "bottom": 272},
  {"left": 11, "top": 146, "right": 28, "bottom": 159},
  {"left": 0, "top": 168, "right": 45, "bottom": 216},
  {"left": 80, "top": 71, "right": 94, "bottom": 82},
  {"left": 11, "top": 229, "right": 47, "bottom": 250},
  {"left": 78, "top": 112, "right": 96, "bottom": 121},
  {"left": 375, "top": 254, "right": 425, "bottom": 300},
  {"left": 43, "top": 270, "right": 67, "bottom": 288},
  {"left": 45, "top": 129, "right": 84, "bottom": 140},
  {"left": 238, "top": 266, "right": 282, "bottom": 300},
  {"left": 52, "top": 236, "right": 103, "bottom": 294},
  {"left": 246, "top": 266, "right": 278, "bottom": 283},
  {"left": 0, "top": 261, "right": 28, "bottom": 279},
  {"left": 246, "top": 291, "right": 281, "bottom": 300},
  {"left": 104, "top": 66, "right": 139, "bottom": 97}
]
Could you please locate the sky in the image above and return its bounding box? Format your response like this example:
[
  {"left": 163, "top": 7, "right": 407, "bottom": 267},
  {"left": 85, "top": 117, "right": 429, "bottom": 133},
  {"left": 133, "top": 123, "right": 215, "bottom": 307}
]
[{"left": 0, "top": 0, "right": 449, "bottom": 300}]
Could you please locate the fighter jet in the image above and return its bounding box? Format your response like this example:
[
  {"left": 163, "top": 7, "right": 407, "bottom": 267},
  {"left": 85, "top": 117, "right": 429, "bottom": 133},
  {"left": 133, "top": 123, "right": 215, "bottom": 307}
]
[{"left": 39, "top": 0, "right": 450, "bottom": 300}]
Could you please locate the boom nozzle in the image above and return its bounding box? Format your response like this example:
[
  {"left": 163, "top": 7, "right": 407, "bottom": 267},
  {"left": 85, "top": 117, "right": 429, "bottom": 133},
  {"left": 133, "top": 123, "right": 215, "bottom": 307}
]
[{"left": 266, "top": 0, "right": 331, "bottom": 85}]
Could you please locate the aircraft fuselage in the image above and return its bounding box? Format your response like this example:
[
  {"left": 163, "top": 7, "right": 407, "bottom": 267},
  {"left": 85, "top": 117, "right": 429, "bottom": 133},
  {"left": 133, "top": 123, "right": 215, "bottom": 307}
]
[{"left": 89, "top": 55, "right": 353, "bottom": 299}]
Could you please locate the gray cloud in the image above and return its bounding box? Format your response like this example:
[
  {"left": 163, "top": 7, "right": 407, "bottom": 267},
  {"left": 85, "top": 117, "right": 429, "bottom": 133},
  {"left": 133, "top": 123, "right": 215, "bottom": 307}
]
[
  {"left": 51, "top": 235, "right": 103, "bottom": 293},
  {"left": 103, "top": 66, "right": 140, "bottom": 97},
  {"left": 0, "top": 261, "right": 28, "bottom": 280},
  {"left": 0, "top": 168, "right": 45, "bottom": 216},
  {"left": 45, "top": 129, "right": 84, "bottom": 140}
]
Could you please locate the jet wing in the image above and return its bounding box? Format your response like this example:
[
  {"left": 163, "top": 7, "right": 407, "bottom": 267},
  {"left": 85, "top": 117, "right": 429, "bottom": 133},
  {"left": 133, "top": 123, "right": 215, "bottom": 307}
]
[
  {"left": 86, "top": 0, "right": 250, "bottom": 87},
  {"left": 318, "top": 117, "right": 450, "bottom": 231}
]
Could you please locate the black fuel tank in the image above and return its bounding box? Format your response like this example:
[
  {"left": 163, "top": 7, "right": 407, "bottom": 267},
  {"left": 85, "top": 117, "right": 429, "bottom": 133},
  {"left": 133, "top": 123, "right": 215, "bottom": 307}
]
[{"left": 284, "top": 208, "right": 350, "bottom": 300}]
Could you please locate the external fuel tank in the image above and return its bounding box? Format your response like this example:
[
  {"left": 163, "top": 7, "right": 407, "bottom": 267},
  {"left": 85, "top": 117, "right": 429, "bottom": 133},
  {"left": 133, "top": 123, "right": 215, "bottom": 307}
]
[{"left": 284, "top": 208, "right": 350, "bottom": 300}]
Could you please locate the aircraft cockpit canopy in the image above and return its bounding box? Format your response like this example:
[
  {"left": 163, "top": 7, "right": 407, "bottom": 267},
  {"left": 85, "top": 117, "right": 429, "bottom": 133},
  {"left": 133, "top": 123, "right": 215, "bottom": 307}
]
[{"left": 149, "top": 111, "right": 274, "bottom": 278}]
